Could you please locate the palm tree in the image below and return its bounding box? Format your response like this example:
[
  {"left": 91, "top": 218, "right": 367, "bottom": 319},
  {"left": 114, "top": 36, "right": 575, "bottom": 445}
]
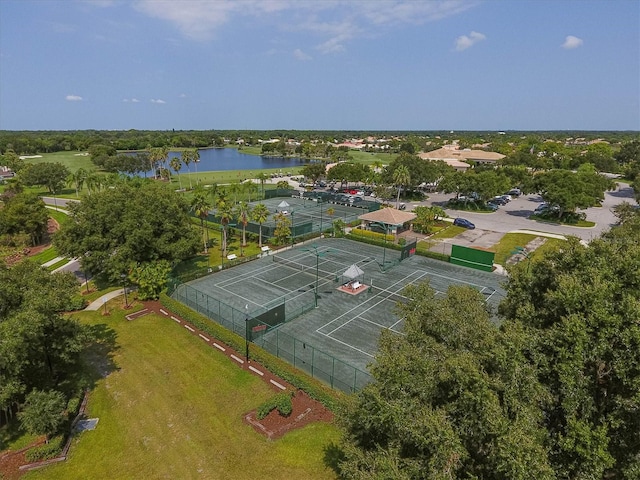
[
  {"left": 393, "top": 165, "right": 410, "bottom": 209},
  {"left": 192, "top": 148, "right": 200, "bottom": 182},
  {"left": 147, "top": 147, "right": 164, "bottom": 179},
  {"left": 243, "top": 180, "right": 258, "bottom": 203},
  {"left": 228, "top": 181, "right": 241, "bottom": 205},
  {"left": 67, "top": 168, "right": 88, "bottom": 197},
  {"left": 250, "top": 203, "right": 270, "bottom": 248},
  {"left": 190, "top": 185, "right": 212, "bottom": 253},
  {"left": 170, "top": 156, "right": 183, "bottom": 190},
  {"left": 85, "top": 172, "right": 102, "bottom": 194},
  {"left": 236, "top": 201, "right": 251, "bottom": 251},
  {"left": 257, "top": 172, "right": 270, "bottom": 199},
  {"left": 182, "top": 149, "right": 193, "bottom": 190},
  {"left": 217, "top": 197, "right": 234, "bottom": 256}
]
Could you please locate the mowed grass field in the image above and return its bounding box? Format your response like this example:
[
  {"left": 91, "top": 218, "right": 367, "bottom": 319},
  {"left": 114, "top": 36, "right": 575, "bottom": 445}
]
[{"left": 25, "top": 308, "right": 340, "bottom": 480}]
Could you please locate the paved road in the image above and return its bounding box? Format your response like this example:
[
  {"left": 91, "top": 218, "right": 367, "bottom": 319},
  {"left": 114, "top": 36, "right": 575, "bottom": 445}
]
[
  {"left": 406, "top": 181, "right": 637, "bottom": 242},
  {"left": 42, "top": 196, "right": 78, "bottom": 208}
]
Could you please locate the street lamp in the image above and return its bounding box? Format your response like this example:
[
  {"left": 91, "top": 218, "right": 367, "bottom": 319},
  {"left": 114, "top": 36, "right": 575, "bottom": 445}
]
[
  {"left": 372, "top": 222, "right": 389, "bottom": 269},
  {"left": 244, "top": 304, "right": 250, "bottom": 361},
  {"left": 302, "top": 244, "right": 329, "bottom": 308},
  {"left": 121, "top": 273, "right": 129, "bottom": 308},
  {"left": 290, "top": 211, "right": 295, "bottom": 248}
]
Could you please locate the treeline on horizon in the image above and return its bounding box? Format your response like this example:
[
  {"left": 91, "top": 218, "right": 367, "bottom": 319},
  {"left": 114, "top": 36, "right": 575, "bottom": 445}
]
[{"left": 0, "top": 129, "right": 638, "bottom": 156}]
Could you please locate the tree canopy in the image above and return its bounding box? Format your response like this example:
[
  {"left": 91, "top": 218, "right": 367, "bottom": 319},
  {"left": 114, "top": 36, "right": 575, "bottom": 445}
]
[
  {"left": 336, "top": 211, "right": 640, "bottom": 479},
  {"left": 54, "top": 180, "right": 200, "bottom": 281}
]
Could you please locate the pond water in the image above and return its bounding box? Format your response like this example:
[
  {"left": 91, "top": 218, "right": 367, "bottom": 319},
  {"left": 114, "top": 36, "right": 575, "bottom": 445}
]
[{"left": 144, "top": 148, "right": 306, "bottom": 175}]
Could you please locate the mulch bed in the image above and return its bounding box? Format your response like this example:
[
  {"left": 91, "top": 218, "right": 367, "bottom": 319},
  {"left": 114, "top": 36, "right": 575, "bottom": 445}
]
[{"left": 0, "top": 438, "right": 46, "bottom": 480}]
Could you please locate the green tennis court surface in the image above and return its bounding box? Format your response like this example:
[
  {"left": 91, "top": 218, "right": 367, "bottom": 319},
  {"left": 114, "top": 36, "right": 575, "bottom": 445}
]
[{"left": 172, "top": 238, "right": 506, "bottom": 392}]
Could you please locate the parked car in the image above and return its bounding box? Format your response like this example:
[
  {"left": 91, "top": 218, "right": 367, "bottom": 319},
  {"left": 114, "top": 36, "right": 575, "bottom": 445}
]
[
  {"left": 500, "top": 195, "right": 512, "bottom": 202},
  {"left": 491, "top": 196, "right": 508, "bottom": 205},
  {"left": 485, "top": 202, "right": 499, "bottom": 211},
  {"left": 534, "top": 202, "right": 549, "bottom": 213},
  {"left": 453, "top": 218, "right": 475, "bottom": 229},
  {"left": 507, "top": 188, "right": 522, "bottom": 197},
  {"left": 398, "top": 203, "right": 407, "bottom": 210}
]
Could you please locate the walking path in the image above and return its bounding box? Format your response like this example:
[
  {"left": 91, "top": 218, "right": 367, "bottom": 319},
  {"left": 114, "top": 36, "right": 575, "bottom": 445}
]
[{"left": 84, "top": 289, "right": 126, "bottom": 311}]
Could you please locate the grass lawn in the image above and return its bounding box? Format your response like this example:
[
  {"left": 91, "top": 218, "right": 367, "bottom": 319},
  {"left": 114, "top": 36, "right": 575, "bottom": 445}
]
[
  {"left": 427, "top": 224, "right": 467, "bottom": 240},
  {"left": 25, "top": 308, "right": 340, "bottom": 480},
  {"left": 26, "top": 151, "right": 93, "bottom": 173},
  {"left": 529, "top": 213, "right": 596, "bottom": 228},
  {"left": 490, "top": 233, "right": 566, "bottom": 266}
]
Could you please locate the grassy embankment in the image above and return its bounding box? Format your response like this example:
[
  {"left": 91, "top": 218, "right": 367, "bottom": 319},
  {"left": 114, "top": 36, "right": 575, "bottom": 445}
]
[{"left": 23, "top": 306, "right": 340, "bottom": 480}]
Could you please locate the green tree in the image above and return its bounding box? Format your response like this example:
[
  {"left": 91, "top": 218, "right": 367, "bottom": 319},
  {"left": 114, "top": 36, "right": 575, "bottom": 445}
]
[
  {"left": 190, "top": 185, "right": 212, "bottom": 253},
  {"left": 66, "top": 167, "right": 88, "bottom": 197},
  {"left": 236, "top": 201, "right": 251, "bottom": 250},
  {"left": 301, "top": 163, "right": 326, "bottom": 184},
  {"left": 170, "top": 156, "right": 183, "bottom": 190},
  {"left": 0, "top": 192, "right": 49, "bottom": 246},
  {"left": 337, "top": 283, "right": 554, "bottom": 479},
  {"left": 534, "top": 169, "right": 614, "bottom": 218},
  {"left": 250, "top": 203, "right": 270, "bottom": 248},
  {"left": 129, "top": 260, "right": 171, "bottom": 300},
  {"left": 18, "top": 389, "right": 66, "bottom": 442},
  {"left": 54, "top": 181, "right": 200, "bottom": 281},
  {"left": 392, "top": 165, "right": 410, "bottom": 209},
  {"left": 499, "top": 218, "right": 640, "bottom": 478},
  {"left": 216, "top": 195, "right": 234, "bottom": 256},
  {"left": 273, "top": 212, "right": 291, "bottom": 245},
  {"left": 20, "top": 162, "right": 69, "bottom": 194},
  {"left": 256, "top": 172, "right": 270, "bottom": 199},
  {"left": 411, "top": 205, "right": 445, "bottom": 234},
  {"left": 181, "top": 148, "right": 194, "bottom": 189}
]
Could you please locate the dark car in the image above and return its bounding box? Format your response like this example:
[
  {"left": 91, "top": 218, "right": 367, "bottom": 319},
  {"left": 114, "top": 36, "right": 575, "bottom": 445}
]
[{"left": 453, "top": 218, "right": 475, "bottom": 229}]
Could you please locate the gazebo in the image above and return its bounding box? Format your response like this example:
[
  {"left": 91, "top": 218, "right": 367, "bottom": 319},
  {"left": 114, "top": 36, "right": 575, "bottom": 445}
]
[
  {"left": 276, "top": 200, "right": 290, "bottom": 213},
  {"left": 357, "top": 207, "right": 417, "bottom": 236}
]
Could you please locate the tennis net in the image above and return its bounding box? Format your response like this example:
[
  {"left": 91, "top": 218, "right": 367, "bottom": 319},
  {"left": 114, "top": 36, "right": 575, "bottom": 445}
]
[{"left": 273, "top": 255, "right": 339, "bottom": 280}]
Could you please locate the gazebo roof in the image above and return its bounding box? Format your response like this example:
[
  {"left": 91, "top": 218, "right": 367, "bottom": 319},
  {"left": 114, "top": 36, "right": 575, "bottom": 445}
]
[
  {"left": 343, "top": 264, "right": 365, "bottom": 280},
  {"left": 358, "top": 207, "right": 416, "bottom": 226}
]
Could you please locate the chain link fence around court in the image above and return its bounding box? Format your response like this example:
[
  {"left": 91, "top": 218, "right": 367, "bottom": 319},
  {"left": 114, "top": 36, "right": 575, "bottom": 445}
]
[{"left": 170, "top": 276, "right": 373, "bottom": 393}]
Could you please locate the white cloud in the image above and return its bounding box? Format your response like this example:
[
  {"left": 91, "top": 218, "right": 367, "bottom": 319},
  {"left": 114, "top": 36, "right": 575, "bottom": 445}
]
[
  {"left": 293, "top": 48, "right": 312, "bottom": 60},
  {"left": 66, "top": 95, "right": 83, "bottom": 101},
  {"left": 133, "top": 0, "right": 478, "bottom": 49},
  {"left": 151, "top": 99, "right": 166, "bottom": 104},
  {"left": 562, "top": 35, "right": 583, "bottom": 49},
  {"left": 123, "top": 98, "right": 140, "bottom": 103},
  {"left": 454, "top": 30, "right": 486, "bottom": 51},
  {"left": 179, "top": 93, "right": 187, "bottom": 98}
]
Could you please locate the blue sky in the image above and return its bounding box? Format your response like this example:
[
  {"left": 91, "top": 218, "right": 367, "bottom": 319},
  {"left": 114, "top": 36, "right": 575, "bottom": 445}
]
[{"left": 1, "top": 0, "right": 638, "bottom": 131}]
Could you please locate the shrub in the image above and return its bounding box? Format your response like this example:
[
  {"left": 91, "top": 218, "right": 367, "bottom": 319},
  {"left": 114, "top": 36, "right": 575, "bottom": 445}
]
[
  {"left": 348, "top": 228, "right": 394, "bottom": 243},
  {"left": 24, "top": 435, "right": 65, "bottom": 463},
  {"left": 257, "top": 392, "right": 294, "bottom": 420}
]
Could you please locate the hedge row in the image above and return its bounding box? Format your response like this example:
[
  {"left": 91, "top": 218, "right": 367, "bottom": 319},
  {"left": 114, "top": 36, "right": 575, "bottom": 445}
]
[
  {"left": 159, "top": 293, "right": 344, "bottom": 412},
  {"left": 25, "top": 435, "right": 65, "bottom": 463},
  {"left": 344, "top": 233, "right": 403, "bottom": 251},
  {"left": 348, "top": 228, "right": 394, "bottom": 243}
]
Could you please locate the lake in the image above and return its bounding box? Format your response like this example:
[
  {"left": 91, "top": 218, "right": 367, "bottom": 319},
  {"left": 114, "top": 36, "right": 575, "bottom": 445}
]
[{"left": 150, "top": 148, "right": 306, "bottom": 174}]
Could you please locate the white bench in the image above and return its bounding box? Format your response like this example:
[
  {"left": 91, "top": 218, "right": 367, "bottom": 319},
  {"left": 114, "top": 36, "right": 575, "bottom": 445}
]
[
  {"left": 227, "top": 254, "right": 237, "bottom": 261},
  {"left": 352, "top": 281, "right": 361, "bottom": 290},
  {"left": 261, "top": 246, "right": 270, "bottom": 252}
]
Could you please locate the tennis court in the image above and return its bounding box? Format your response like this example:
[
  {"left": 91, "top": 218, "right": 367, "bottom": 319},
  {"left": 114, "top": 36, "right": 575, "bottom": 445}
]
[{"left": 173, "top": 238, "right": 506, "bottom": 392}]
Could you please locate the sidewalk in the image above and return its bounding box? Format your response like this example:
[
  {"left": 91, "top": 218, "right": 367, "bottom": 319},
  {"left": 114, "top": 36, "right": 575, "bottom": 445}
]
[{"left": 84, "top": 289, "right": 125, "bottom": 311}]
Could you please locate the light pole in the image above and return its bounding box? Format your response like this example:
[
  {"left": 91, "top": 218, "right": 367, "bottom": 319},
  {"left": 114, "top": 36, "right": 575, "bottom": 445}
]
[
  {"left": 244, "top": 304, "right": 250, "bottom": 361},
  {"left": 121, "top": 273, "right": 129, "bottom": 308},
  {"left": 372, "top": 222, "right": 389, "bottom": 269},
  {"left": 290, "top": 211, "right": 295, "bottom": 248},
  {"left": 302, "top": 244, "right": 329, "bottom": 308},
  {"left": 319, "top": 200, "right": 323, "bottom": 234}
]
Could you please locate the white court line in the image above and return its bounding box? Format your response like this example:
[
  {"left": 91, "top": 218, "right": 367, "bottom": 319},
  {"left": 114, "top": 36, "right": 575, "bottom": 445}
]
[
  {"left": 318, "top": 270, "right": 428, "bottom": 337},
  {"left": 198, "top": 334, "right": 210, "bottom": 342},
  {"left": 159, "top": 309, "right": 168, "bottom": 315},
  {"left": 213, "top": 343, "right": 225, "bottom": 352},
  {"left": 171, "top": 316, "right": 181, "bottom": 323},
  {"left": 184, "top": 324, "right": 195, "bottom": 332},
  {"left": 249, "top": 366, "right": 264, "bottom": 376}
]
